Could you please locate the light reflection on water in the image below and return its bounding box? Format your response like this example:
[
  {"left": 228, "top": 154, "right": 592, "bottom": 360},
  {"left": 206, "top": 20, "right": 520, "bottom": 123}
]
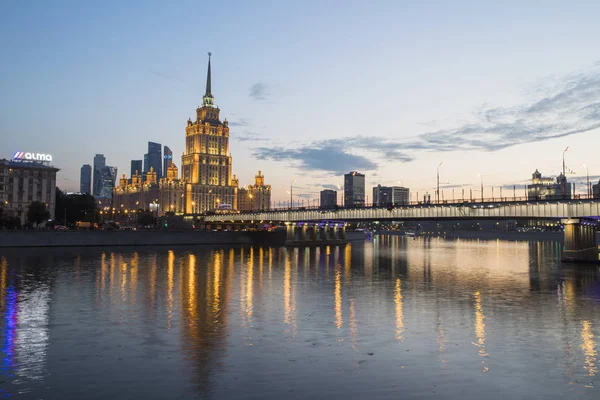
[{"left": 0, "top": 236, "right": 598, "bottom": 399}]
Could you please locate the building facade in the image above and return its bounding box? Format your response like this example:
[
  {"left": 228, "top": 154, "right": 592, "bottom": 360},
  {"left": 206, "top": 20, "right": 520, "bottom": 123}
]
[
  {"left": 163, "top": 146, "right": 173, "bottom": 178},
  {"left": 0, "top": 158, "right": 58, "bottom": 225},
  {"left": 99, "top": 166, "right": 117, "bottom": 199},
  {"left": 182, "top": 54, "right": 237, "bottom": 213},
  {"left": 237, "top": 171, "right": 271, "bottom": 212},
  {"left": 80, "top": 164, "right": 91, "bottom": 194},
  {"left": 526, "top": 169, "right": 572, "bottom": 200},
  {"left": 113, "top": 168, "right": 160, "bottom": 220},
  {"left": 93, "top": 154, "right": 105, "bottom": 197},
  {"left": 320, "top": 189, "right": 337, "bottom": 209},
  {"left": 373, "top": 185, "right": 409, "bottom": 206},
  {"left": 158, "top": 164, "right": 186, "bottom": 214},
  {"left": 344, "top": 171, "right": 365, "bottom": 207}
]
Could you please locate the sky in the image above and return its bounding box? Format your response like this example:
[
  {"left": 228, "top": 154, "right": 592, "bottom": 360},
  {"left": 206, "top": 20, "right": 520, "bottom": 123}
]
[{"left": 2, "top": 0, "right": 600, "bottom": 204}]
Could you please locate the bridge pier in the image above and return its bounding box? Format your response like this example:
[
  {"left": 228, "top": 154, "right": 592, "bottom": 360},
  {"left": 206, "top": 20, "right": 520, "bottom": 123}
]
[
  {"left": 284, "top": 222, "right": 347, "bottom": 246},
  {"left": 562, "top": 218, "right": 598, "bottom": 263}
]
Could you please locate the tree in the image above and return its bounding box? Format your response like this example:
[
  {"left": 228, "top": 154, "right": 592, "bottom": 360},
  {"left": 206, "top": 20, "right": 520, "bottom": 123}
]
[{"left": 27, "top": 201, "right": 50, "bottom": 227}]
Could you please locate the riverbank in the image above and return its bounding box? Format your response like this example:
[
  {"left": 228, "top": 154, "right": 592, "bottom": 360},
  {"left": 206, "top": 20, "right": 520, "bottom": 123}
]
[
  {"left": 378, "top": 230, "right": 575, "bottom": 242},
  {"left": 0, "top": 230, "right": 367, "bottom": 248}
]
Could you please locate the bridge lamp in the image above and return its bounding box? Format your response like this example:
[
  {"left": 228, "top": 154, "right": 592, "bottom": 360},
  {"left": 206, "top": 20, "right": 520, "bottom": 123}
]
[
  {"left": 477, "top": 173, "right": 484, "bottom": 202},
  {"left": 437, "top": 162, "right": 443, "bottom": 204}
]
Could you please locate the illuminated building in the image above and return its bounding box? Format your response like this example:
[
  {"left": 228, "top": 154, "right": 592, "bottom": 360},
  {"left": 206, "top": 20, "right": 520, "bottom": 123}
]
[
  {"left": 344, "top": 171, "right": 365, "bottom": 207},
  {"left": 527, "top": 169, "right": 572, "bottom": 200},
  {"left": 320, "top": 189, "right": 337, "bottom": 209},
  {"left": 159, "top": 163, "right": 186, "bottom": 214},
  {"left": 113, "top": 167, "right": 160, "bottom": 218},
  {"left": 182, "top": 53, "right": 237, "bottom": 212},
  {"left": 237, "top": 171, "right": 271, "bottom": 212},
  {"left": 80, "top": 164, "right": 91, "bottom": 194},
  {"left": 99, "top": 166, "right": 118, "bottom": 199},
  {"left": 373, "top": 185, "right": 409, "bottom": 206},
  {"left": 163, "top": 146, "right": 173, "bottom": 178},
  {"left": 0, "top": 158, "right": 59, "bottom": 225}
]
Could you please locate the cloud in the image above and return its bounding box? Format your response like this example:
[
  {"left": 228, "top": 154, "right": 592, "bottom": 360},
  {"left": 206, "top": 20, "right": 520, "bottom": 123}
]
[
  {"left": 234, "top": 131, "right": 268, "bottom": 142},
  {"left": 249, "top": 82, "right": 281, "bottom": 102},
  {"left": 229, "top": 118, "right": 250, "bottom": 127},
  {"left": 320, "top": 184, "right": 339, "bottom": 190}
]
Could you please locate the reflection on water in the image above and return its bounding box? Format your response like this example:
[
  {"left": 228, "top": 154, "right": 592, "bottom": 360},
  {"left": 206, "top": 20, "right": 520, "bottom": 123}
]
[{"left": 0, "top": 236, "right": 598, "bottom": 399}]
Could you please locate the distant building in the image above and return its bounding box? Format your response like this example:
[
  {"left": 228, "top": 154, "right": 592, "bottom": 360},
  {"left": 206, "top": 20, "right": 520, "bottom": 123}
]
[
  {"left": 147, "top": 142, "right": 162, "bottom": 178},
  {"left": 99, "top": 166, "right": 117, "bottom": 199},
  {"left": 526, "top": 169, "right": 572, "bottom": 200},
  {"left": 143, "top": 153, "right": 149, "bottom": 174},
  {"left": 0, "top": 158, "right": 59, "bottom": 225},
  {"left": 237, "top": 171, "right": 271, "bottom": 212},
  {"left": 320, "top": 189, "right": 337, "bottom": 208},
  {"left": 80, "top": 164, "right": 91, "bottom": 194},
  {"left": 92, "top": 154, "right": 105, "bottom": 197},
  {"left": 593, "top": 180, "right": 600, "bottom": 199},
  {"left": 373, "top": 185, "right": 409, "bottom": 206},
  {"left": 163, "top": 146, "right": 173, "bottom": 178},
  {"left": 344, "top": 171, "right": 365, "bottom": 207},
  {"left": 130, "top": 160, "right": 142, "bottom": 182}
]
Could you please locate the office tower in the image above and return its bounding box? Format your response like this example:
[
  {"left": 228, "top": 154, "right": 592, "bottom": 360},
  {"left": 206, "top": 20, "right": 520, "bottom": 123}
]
[
  {"left": 93, "top": 154, "right": 106, "bottom": 197},
  {"left": 373, "top": 185, "right": 409, "bottom": 206},
  {"left": 80, "top": 164, "right": 92, "bottom": 194},
  {"left": 130, "top": 160, "right": 142, "bottom": 179},
  {"left": 181, "top": 53, "right": 237, "bottom": 212},
  {"left": 99, "top": 166, "right": 117, "bottom": 199},
  {"left": 163, "top": 146, "right": 173, "bottom": 178},
  {"left": 147, "top": 142, "right": 162, "bottom": 178},
  {"left": 344, "top": 171, "right": 365, "bottom": 207},
  {"left": 320, "top": 189, "right": 337, "bottom": 208}
]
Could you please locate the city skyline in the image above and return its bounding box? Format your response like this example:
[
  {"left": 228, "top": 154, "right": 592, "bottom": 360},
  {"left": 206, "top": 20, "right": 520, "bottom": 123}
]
[{"left": 2, "top": 1, "right": 600, "bottom": 202}]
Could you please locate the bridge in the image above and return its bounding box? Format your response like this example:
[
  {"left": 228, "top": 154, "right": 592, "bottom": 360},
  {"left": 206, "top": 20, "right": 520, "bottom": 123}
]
[{"left": 203, "top": 199, "right": 600, "bottom": 262}]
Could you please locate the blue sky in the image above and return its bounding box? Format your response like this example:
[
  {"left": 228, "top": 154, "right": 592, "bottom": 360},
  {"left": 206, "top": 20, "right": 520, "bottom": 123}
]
[{"left": 2, "top": 1, "right": 600, "bottom": 203}]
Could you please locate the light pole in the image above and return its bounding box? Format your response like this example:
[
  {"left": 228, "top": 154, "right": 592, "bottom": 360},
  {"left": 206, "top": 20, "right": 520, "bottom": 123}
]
[
  {"left": 290, "top": 178, "right": 296, "bottom": 209},
  {"left": 583, "top": 164, "right": 590, "bottom": 197},
  {"left": 562, "top": 147, "right": 569, "bottom": 197},
  {"left": 477, "top": 173, "right": 483, "bottom": 202},
  {"left": 437, "top": 162, "right": 443, "bottom": 204}
]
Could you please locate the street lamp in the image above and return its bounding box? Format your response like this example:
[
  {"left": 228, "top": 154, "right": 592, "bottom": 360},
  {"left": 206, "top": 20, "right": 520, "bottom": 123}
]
[
  {"left": 562, "top": 147, "right": 569, "bottom": 197},
  {"left": 477, "top": 173, "right": 483, "bottom": 202},
  {"left": 437, "top": 162, "right": 443, "bottom": 204},
  {"left": 290, "top": 178, "right": 296, "bottom": 209},
  {"left": 583, "top": 164, "right": 590, "bottom": 197}
]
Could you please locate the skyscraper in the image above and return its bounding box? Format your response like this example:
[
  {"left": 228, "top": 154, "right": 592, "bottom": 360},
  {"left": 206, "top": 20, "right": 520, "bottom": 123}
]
[
  {"left": 373, "top": 185, "right": 409, "bottom": 206},
  {"left": 130, "top": 159, "right": 142, "bottom": 179},
  {"left": 344, "top": 171, "right": 365, "bottom": 207},
  {"left": 93, "top": 154, "right": 106, "bottom": 197},
  {"left": 163, "top": 146, "right": 173, "bottom": 178},
  {"left": 182, "top": 53, "right": 237, "bottom": 212},
  {"left": 143, "top": 153, "right": 149, "bottom": 174},
  {"left": 320, "top": 189, "right": 337, "bottom": 209},
  {"left": 99, "top": 166, "right": 117, "bottom": 199},
  {"left": 147, "top": 142, "right": 162, "bottom": 178},
  {"left": 80, "top": 164, "right": 92, "bottom": 194}
]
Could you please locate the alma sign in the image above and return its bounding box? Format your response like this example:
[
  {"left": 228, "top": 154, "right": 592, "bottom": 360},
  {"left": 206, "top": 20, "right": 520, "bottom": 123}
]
[{"left": 13, "top": 151, "right": 53, "bottom": 162}]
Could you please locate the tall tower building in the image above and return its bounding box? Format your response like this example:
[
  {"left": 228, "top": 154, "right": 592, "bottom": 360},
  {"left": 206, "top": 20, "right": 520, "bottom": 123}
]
[
  {"left": 344, "top": 171, "right": 365, "bottom": 207},
  {"left": 182, "top": 53, "right": 237, "bottom": 212},
  {"left": 130, "top": 159, "right": 142, "bottom": 180},
  {"left": 163, "top": 146, "right": 173, "bottom": 178},
  {"left": 80, "top": 164, "right": 92, "bottom": 194},
  {"left": 93, "top": 154, "right": 106, "bottom": 197},
  {"left": 147, "top": 142, "right": 162, "bottom": 178}
]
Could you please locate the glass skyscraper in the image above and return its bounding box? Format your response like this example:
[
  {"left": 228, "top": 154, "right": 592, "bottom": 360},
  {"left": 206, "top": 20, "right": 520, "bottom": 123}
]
[
  {"left": 80, "top": 164, "right": 91, "bottom": 194},
  {"left": 147, "top": 142, "right": 162, "bottom": 178},
  {"left": 344, "top": 171, "right": 365, "bottom": 207},
  {"left": 163, "top": 146, "right": 173, "bottom": 178},
  {"left": 93, "top": 154, "right": 105, "bottom": 197}
]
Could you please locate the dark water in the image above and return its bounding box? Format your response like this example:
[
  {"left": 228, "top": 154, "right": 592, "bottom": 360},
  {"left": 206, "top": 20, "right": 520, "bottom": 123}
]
[{"left": 0, "top": 236, "right": 599, "bottom": 399}]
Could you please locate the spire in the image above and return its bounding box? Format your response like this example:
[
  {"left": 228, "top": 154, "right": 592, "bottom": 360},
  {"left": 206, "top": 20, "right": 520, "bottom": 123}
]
[
  {"left": 205, "top": 52, "right": 212, "bottom": 96},
  {"left": 202, "top": 52, "right": 215, "bottom": 107}
]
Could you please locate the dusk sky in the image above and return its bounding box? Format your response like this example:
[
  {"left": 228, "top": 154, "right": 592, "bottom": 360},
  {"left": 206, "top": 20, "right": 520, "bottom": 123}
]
[{"left": 2, "top": 1, "right": 600, "bottom": 203}]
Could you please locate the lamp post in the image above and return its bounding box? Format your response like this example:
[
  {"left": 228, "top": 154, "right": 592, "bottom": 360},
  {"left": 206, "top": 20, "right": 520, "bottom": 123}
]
[
  {"left": 477, "top": 173, "right": 483, "bottom": 202},
  {"left": 583, "top": 164, "right": 590, "bottom": 197},
  {"left": 436, "top": 162, "right": 443, "bottom": 204},
  {"left": 290, "top": 178, "right": 296, "bottom": 209},
  {"left": 562, "top": 147, "right": 569, "bottom": 198}
]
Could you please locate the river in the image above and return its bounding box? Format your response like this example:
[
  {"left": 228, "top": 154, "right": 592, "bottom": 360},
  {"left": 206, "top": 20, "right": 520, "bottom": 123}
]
[{"left": 0, "top": 235, "right": 598, "bottom": 399}]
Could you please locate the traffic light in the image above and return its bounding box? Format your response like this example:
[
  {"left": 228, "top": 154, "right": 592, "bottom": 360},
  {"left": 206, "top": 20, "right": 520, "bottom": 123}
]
[{"left": 387, "top": 203, "right": 394, "bottom": 211}]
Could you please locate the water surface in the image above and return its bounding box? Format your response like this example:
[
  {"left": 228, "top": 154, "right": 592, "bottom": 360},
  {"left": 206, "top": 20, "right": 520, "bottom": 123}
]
[{"left": 0, "top": 236, "right": 598, "bottom": 399}]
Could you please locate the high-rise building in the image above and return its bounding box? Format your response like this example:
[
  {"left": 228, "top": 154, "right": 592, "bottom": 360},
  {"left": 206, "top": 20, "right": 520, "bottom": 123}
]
[
  {"left": 320, "top": 189, "right": 337, "bottom": 209},
  {"left": 1, "top": 158, "right": 59, "bottom": 225},
  {"left": 373, "top": 185, "right": 409, "bottom": 206},
  {"left": 237, "top": 171, "right": 271, "bottom": 212},
  {"left": 147, "top": 142, "right": 162, "bottom": 178},
  {"left": 92, "top": 154, "right": 106, "bottom": 197},
  {"left": 182, "top": 53, "right": 237, "bottom": 212},
  {"left": 163, "top": 146, "right": 173, "bottom": 178},
  {"left": 143, "top": 153, "right": 149, "bottom": 174},
  {"left": 130, "top": 160, "right": 142, "bottom": 180},
  {"left": 344, "top": 171, "right": 365, "bottom": 207},
  {"left": 80, "top": 164, "right": 91, "bottom": 194},
  {"left": 99, "top": 166, "right": 117, "bottom": 199}
]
